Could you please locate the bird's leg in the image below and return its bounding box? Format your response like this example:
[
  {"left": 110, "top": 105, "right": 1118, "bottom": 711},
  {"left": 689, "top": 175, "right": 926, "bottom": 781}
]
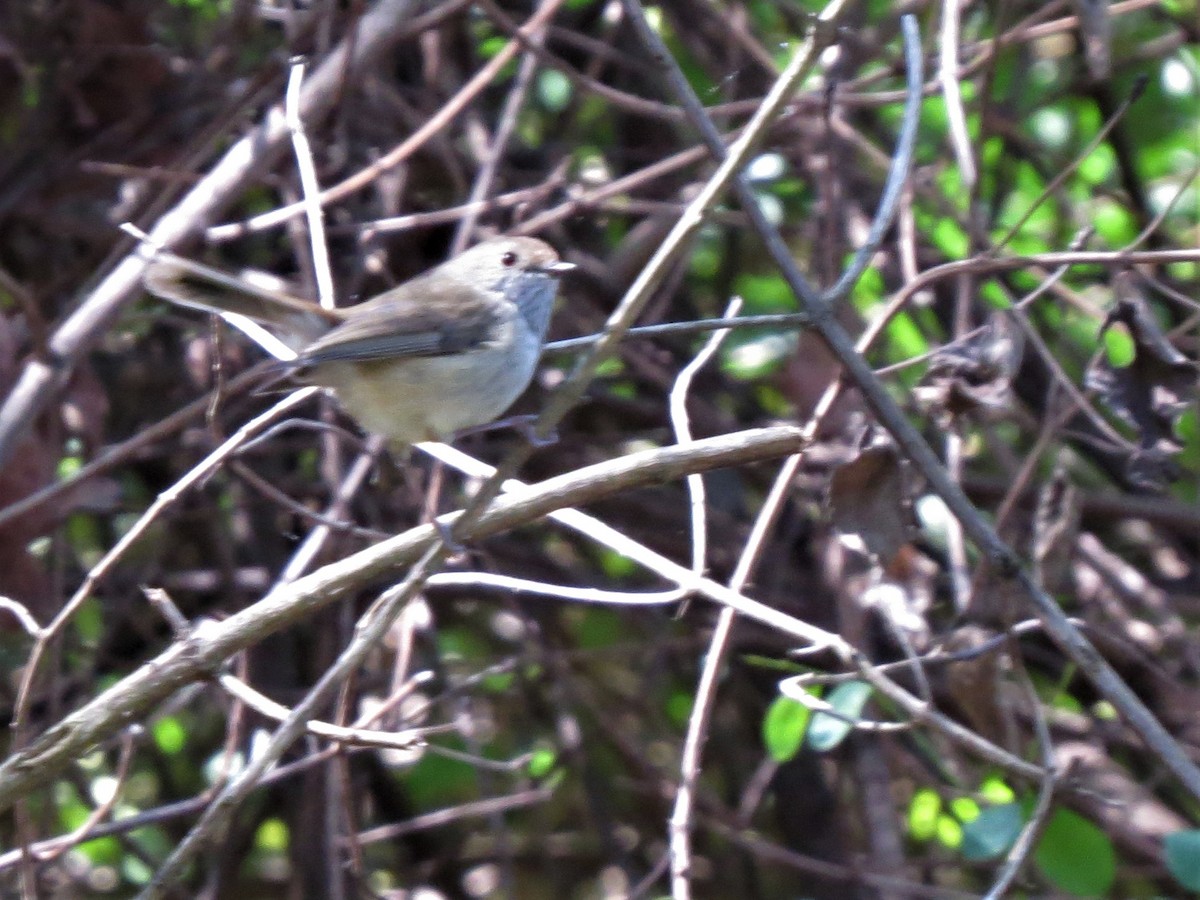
[{"left": 455, "top": 413, "right": 558, "bottom": 447}]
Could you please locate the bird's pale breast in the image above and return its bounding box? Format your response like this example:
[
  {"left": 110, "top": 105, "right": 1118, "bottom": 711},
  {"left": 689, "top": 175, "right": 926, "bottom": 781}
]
[{"left": 314, "top": 309, "right": 541, "bottom": 443}]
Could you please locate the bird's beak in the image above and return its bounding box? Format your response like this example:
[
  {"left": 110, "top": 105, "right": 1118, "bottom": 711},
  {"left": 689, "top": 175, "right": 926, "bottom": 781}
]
[{"left": 544, "top": 260, "right": 576, "bottom": 276}]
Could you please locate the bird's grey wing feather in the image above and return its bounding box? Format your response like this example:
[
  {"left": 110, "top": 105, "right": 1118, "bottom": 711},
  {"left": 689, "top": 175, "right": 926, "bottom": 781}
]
[{"left": 296, "top": 275, "right": 505, "bottom": 366}]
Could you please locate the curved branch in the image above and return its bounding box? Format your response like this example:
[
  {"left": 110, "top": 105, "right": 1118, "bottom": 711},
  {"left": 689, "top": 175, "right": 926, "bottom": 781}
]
[{"left": 0, "top": 425, "right": 817, "bottom": 812}]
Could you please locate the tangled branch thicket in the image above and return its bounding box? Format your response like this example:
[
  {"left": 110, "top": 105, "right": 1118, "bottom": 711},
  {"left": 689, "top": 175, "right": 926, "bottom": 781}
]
[{"left": 1, "top": 0, "right": 1198, "bottom": 896}]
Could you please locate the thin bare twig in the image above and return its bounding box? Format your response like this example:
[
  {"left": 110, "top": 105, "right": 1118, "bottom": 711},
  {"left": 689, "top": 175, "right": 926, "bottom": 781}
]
[
  {"left": 610, "top": 7, "right": 916, "bottom": 894},
  {"left": 11, "top": 388, "right": 321, "bottom": 744},
  {"left": 205, "top": 0, "right": 570, "bottom": 242},
  {"left": 450, "top": 8, "right": 546, "bottom": 253},
  {"left": 939, "top": 0, "right": 977, "bottom": 189},
  {"left": 0, "top": 0, "right": 423, "bottom": 469},
  {"left": 668, "top": 296, "right": 744, "bottom": 615}
]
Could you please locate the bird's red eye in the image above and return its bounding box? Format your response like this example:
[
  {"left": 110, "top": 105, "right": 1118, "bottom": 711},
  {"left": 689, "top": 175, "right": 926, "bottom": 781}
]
[{"left": 501, "top": 251, "right": 518, "bottom": 267}]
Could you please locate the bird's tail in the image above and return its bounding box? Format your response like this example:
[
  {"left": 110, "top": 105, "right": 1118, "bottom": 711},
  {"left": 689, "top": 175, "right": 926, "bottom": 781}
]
[{"left": 144, "top": 254, "right": 341, "bottom": 360}]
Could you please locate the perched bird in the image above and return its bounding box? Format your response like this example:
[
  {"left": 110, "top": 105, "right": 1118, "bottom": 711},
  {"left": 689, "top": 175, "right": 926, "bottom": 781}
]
[{"left": 144, "top": 237, "right": 573, "bottom": 445}]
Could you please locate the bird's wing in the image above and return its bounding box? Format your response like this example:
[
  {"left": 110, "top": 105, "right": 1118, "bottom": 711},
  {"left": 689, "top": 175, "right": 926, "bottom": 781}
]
[{"left": 296, "top": 275, "right": 505, "bottom": 366}]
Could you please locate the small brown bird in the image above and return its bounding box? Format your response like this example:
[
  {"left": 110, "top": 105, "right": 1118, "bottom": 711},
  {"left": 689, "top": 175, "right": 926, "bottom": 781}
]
[{"left": 144, "top": 237, "right": 573, "bottom": 445}]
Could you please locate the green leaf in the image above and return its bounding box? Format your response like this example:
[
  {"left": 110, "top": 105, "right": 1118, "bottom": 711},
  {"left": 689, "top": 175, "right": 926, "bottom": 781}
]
[
  {"left": 78, "top": 835, "right": 122, "bottom": 865},
  {"left": 733, "top": 273, "right": 797, "bottom": 312},
  {"left": 739, "top": 654, "right": 808, "bottom": 675},
  {"left": 482, "top": 670, "right": 515, "bottom": 693},
  {"left": 1165, "top": 829, "right": 1200, "bottom": 891},
  {"left": 689, "top": 237, "right": 722, "bottom": 280},
  {"left": 950, "top": 796, "right": 980, "bottom": 823},
  {"left": 595, "top": 357, "right": 625, "bottom": 377},
  {"left": 167, "top": 0, "right": 232, "bottom": 18},
  {"left": 930, "top": 215, "right": 969, "bottom": 258},
  {"left": 73, "top": 598, "right": 104, "bottom": 644},
  {"left": 1034, "top": 808, "right": 1116, "bottom": 897},
  {"left": 57, "top": 453, "right": 83, "bottom": 480},
  {"left": 885, "top": 311, "right": 927, "bottom": 360},
  {"left": 979, "top": 775, "right": 1016, "bottom": 805},
  {"left": 152, "top": 717, "right": 187, "bottom": 756},
  {"left": 1078, "top": 144, "right": 1116, "bottom": 185},
  {"left": 255, "top": 818, "right": 289, "bottom": 852},
  {"left": 850, "top": 266, "right": 884, "bottom": 311},
  {"left": 527, "top": 747, "right": 558, "bottom": 778},
  {"left": 763, "top": 695, "right": 812, "bottom": 762},
  {"left": 665, "top": 689, "right": 693, "bottom": 729},
  {"left": 806, "top": 681, "right": 872, "bottom": 752},
  {"left": 907, "top": 788, "right": 942, "bottom": 841},
  {"left": 478, "top": 35, "right": 507, "bottom": 59},
  {"left": 123, "top": 855, "right": 154, "bottom": 886},
  {"left": 56, "top": 785, "right": 88, "bottom": 831},
  {"left": 961, "top": 803, "right": 1024, "bottom": 861},
  {"left": 598, "top": 547, "right": 637, "bottom": 579},
  {"left": 936, "top": 813, "right": 963, "bottom": 849},
  {"left": 537, "top": 70, "right": 572, "bottom": 112},
  {"left": 1092, "top": 199, "right": 1138, "bottom": 245},
  {"left": 1103, "top": 325, "right": 1136, "bottom": 367}
]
